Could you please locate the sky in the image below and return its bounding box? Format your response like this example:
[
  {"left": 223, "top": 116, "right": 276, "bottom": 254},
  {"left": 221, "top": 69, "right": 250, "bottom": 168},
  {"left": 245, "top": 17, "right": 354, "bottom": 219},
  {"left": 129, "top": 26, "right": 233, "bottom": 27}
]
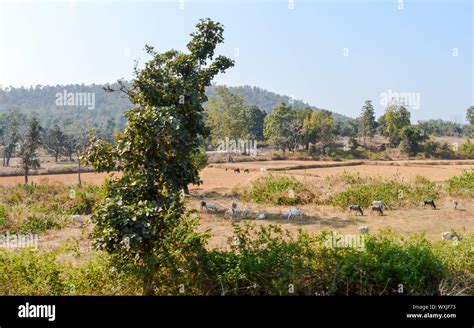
[{"left": 0, "top": 0, "right": 472, "bottom": 122}]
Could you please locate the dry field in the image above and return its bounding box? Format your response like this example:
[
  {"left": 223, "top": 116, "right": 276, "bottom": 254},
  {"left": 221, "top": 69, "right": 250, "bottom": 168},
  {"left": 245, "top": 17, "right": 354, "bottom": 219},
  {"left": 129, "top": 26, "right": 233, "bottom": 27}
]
[{"left": 0, "top": 159, "right": 472, "bottom": 251}]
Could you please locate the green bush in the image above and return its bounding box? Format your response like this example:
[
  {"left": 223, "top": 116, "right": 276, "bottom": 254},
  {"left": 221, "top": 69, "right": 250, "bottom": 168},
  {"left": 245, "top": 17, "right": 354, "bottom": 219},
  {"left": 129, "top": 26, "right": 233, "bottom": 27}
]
[
  {"left": 330, "top": 174, "right": 439, "bottom": 209},
  {"left": 446, "top": 170, "right": 474, "bottom": 197},
  {"left": 243, "top": 174, "right": 312, "bottom": 205}
]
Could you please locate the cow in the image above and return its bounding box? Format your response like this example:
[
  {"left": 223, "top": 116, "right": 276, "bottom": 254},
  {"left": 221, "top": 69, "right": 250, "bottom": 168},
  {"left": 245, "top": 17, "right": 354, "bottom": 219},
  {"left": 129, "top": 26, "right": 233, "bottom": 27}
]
[
  {"left": 244, "top": 169, "right": 250, "bottom": 173},
  {"left": 371, "top": 205, "right": 384, "bottom": 216},
  {"left": 233, "top": 168, "right": 240, "bottom": 173},
  {"left": 200, "top": 201, "right": 218, "bottom": 213},
  {"left": 452, "top": 200, "right": 459, "bottom": 210},
  {"left": 348, "top": 205, "right": 364, "bottom": 216},
  {"left": 423, "top": 199, "right": 436, "bottom": 209},
  {"left": 256, "top": 212, "right": 266, "bottom": 220},
  {"left": 281, "top": 208, "right": 303, "bottom": 220},
  {"left": 358, "top": 226, "right": 369, "bottom": 233},
  {"left": 372, "top": 200, "right": 388, "bottom": 211}
]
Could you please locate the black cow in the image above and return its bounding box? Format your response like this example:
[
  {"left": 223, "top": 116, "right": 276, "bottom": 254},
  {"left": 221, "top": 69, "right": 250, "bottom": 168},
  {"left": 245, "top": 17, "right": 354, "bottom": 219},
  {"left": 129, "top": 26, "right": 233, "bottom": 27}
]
[
  {"left": 371, "top": 206, "right": 384, "bottom": 216},
  {"left": 348, "top": 205, "right": 364, "bottom": 216},
  {"left": 423, "top": 199, "right": 436, "bottom": 209},
  {"left": 234, "top": 168, "right": 240, "bottom": 173},
  {"left": 244, "top": 169, "right": 250, "bottom": 173}
]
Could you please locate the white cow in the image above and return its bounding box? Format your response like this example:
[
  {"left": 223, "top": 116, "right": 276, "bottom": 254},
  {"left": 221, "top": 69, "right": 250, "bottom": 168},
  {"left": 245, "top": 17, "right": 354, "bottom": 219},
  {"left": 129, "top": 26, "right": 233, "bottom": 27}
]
[
  {"left": 256, "top": 212, "right": 266, "bottom": 220},
  {"left": 372, "top": 200, "right": 388, "bottom": 210},
  {"left": 72, "top": 215, "right": 85, "bottom": 228},
  {"left": 441, "top": 231, "right": 461, "bottom": 241},
  {"left": 358, "top": 226, "right": 369, "bottom": 233},
  {"left": 281, "top": 208, "right": 303, "bottom": 220}
]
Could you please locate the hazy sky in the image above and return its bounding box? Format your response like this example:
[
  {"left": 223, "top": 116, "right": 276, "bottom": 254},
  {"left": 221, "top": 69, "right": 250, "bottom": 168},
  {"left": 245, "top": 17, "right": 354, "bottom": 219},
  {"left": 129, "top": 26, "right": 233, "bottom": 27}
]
[{"left": 0, "top": 0, "right": 472, "bottom": 121}]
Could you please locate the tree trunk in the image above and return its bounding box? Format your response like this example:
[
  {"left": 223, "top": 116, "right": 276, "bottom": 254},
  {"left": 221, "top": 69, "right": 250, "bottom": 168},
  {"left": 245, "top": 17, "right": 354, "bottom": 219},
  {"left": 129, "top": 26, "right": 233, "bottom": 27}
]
[
  {"left": 24, "top": 167, "right": 28, "bottom": 185},
  {"left": 55, "top": 153, "right": 59, "bottom": 162},
  {"left": 78, "top": 160, "right": 82, "bottom": 186}
]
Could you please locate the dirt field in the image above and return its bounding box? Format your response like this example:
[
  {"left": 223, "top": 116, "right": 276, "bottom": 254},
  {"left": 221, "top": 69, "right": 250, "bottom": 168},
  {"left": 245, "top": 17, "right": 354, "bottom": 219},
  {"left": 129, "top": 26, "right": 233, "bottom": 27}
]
[{"left": 1, "top": 160, "right": 472, "bottom": 250}]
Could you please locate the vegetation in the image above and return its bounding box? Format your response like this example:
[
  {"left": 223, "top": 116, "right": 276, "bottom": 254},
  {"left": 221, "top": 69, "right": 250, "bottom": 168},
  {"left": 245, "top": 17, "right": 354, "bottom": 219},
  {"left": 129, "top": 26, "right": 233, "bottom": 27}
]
[
  {"left": 0, "top": 226, "right": 471, "bottom": 296},
  {"left": 446, "top": 170, "right": 474, "bottom": 197}
]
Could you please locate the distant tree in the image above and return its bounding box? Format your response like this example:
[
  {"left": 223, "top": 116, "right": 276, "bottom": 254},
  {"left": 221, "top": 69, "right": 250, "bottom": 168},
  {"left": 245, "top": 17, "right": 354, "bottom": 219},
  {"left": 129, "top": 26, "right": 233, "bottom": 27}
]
[
  {"left": 0, "top": 110, "right": 26, "bottom": 166},
  {"left": 19, "top": 118, "right": 43, "bottom": 184},
  {"left": 398, "top": 125, "right": 428, "bottom": 155},
  {"left": 303, "top": 110, "right": 335, "bottom": 155},
  {"left": 381, "top": 102, "right": 411, "bottom": 147},
  {"left": 242, "top": 104, "right": 266, "bottom": 141},
  {"left": 263, "top": 103, "right": 296, "bottom": 151},
  {"left": 358, "top": 100, "right": 377, "bottom": 147},
  {"left": 44, "top": 125, "right": 66, "bottom": 162},
  {"left": 83, "top": 19, "right": 233, "bottom": 295},
  {"left": 467, "top": 106, "right": 474, "bottom": 125},
  {"left": 206, "top": 86, "right": 247, "bottom": 142}
]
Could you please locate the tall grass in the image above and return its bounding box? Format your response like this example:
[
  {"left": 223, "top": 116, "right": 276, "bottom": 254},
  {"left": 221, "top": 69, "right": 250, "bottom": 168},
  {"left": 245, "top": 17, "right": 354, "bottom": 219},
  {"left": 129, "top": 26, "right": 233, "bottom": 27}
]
[{"left": 446, "top": 170, "right": 474, "bottom": 197}]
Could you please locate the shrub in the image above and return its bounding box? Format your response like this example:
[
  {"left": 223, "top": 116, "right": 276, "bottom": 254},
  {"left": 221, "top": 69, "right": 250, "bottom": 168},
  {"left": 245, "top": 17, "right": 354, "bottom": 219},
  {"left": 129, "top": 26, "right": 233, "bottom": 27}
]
[
  {"left": 446, "top": 170, "right": 474, "bottom": 197},
  {"left": 243, "top": 174, "right": 313, "bottom": 205},
  {"left": 330, "top": 174, "right": 438, "bottom": 209}
]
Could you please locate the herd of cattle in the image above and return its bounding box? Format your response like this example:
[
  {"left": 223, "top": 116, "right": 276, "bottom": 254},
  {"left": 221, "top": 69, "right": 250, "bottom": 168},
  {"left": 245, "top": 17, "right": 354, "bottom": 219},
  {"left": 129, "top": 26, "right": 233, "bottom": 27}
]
[{"left": 199, "top": 197, "right": 464, "bottom": 242}]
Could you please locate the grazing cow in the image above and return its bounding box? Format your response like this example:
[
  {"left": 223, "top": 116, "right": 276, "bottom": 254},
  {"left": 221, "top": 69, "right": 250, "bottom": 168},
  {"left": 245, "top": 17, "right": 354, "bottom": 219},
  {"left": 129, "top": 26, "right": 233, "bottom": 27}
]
[
  {"left": 358, "top": 226, "right": 369, "bottom": 233},
  {"left": 72, "top": 215, "right": 85, "bottom": 228},
  {"left": 423, "top": 199, "right": 436, "bottom": 209},
  {"left": 441, "top": 231, "right": 461, "bottom": 241},
  {"left": 224, "top": 208, "right": 239, "bottom": 220},
  {"left": 244, "top": 169, "right": 250, "bottom": 173},
  {"left": 281, "top": 208, "right": 303, "bottom": 220},
  {"left": 371, "top": 206, "right": 384, "bottom": 216},
  {"left": 348, "top": 205, "right": 364, "bottom": 216},
  {"left": 241, "top": 208, "right": 253, "bottom": 219},
  {"left": 200, "top": 201, "right": 218, "bottom": 212},
  {"left": 372, "top": 200, "right": 387, "bottom": 211},
  {"left": 256, "top": 212, "right": 266, "bottom": 220},
  {"left": 231, "top": 201, "right": 238, "bottom": 209},
  {"left": 260, "top": 168, "right": 267, "bottom": 172},
  {"left": 234, "top": 168, "right": 240, "bottom": 173},
  {"left": 225, "top": 168, "right": 228, "bottom": 171},
  {"left": 452, "top": 200, "right": 459, "bottom": 210}
]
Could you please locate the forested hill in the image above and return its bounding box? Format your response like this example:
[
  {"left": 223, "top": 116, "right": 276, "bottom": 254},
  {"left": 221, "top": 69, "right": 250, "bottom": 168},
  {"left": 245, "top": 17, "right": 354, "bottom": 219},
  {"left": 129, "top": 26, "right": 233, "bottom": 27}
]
[{"left": 0, "top": 83, "right": 351, "bottom": 134}]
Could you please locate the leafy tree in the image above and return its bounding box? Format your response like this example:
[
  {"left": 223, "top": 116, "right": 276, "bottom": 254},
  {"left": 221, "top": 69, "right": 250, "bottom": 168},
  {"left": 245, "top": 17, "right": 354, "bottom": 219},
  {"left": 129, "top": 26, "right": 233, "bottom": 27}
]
[
  {"left": 398, "top": 125, "right": 428, "bottom": 155},
  {"left": 467, "top": 106, "right": 474, "bottom": 125},
  {"left": 382, "top": 102, "right": 411, "bottom": 147},
  {"left": 358, "top": 100, "right": 377, "bottom": 147},
  {"left": 206, "top": 85, "right": 247, "bottom": 142},
  {"left": 44, "top": 125, "right": 66, "bottom": 162},
  {"left": 303, "top": 110, "right": 335, "bottom": 155},
  {"left": 83, "top": 19, "right": 233, "bottom": 295},
  {"left": 263, "top": 103, "right": 297, "bottom": 151},
  {"left": 242, "top": 104, "right": 266, "bottom": 141},
  {"left": 0, "top": 110, "right": 26, "bottom": 166},
  {"left": 19, "top": 118, "right": 43, "bottom": 184}
]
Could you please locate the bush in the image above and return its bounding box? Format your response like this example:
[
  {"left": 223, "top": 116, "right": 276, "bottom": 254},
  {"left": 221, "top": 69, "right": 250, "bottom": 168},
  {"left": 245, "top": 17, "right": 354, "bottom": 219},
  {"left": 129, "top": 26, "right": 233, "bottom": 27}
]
[
  {"left": 330, "top": 174, "right": 439, "bottom": 209},
  {"left": 446, "top": 170, "right": 474, "bottom": 197},
  {"left": 243, "top": 174, "right": 313, "bottom": 205},
  {"left": 200, "top": 224, "right": 469, "bottom": 296}
]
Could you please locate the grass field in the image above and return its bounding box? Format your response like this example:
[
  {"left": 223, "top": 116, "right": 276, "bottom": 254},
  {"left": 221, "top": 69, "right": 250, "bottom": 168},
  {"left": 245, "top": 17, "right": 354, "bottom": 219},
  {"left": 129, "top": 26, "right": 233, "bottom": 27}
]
[{"left": 1, "top": 159, "right": 472, "bottom": 253}]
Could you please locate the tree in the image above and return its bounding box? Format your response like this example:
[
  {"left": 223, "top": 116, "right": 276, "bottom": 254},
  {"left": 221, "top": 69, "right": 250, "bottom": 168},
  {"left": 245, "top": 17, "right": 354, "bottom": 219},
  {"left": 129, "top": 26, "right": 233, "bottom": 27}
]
[
  {"left": 0, "top": 110, "right": 26, "bottom": 166},
  {"left": 358, "top": 100, "right": 377, "bottom": 147},
  {"left": 381, "top": 102, "right": 411, "bottom": 147},
  {"left": 206, "top": 85, "right": 247, "bottom": 142},
  {"left": 44, "top": 125, "right": 66, "bottom": 162},
  {"left": 467, "top": 106, "right": 474, "bottom": 125},
  {"left": 84, "top": 19, "right": 233, "bottom": 295},
  {"left": 398, "top": 125, "right": 428, "bottom": 155},
  {"left": 303, "top": 110, "right": 335, "bottom": 155},
  {"left": 263, "top": 103, "right": 296, "bottom": 151},
  {"left": 19, "top": 118, "right": 43, "bottom": 184},
  {"left": 242, "top": 104, "right": 266, "bottom": 141}
]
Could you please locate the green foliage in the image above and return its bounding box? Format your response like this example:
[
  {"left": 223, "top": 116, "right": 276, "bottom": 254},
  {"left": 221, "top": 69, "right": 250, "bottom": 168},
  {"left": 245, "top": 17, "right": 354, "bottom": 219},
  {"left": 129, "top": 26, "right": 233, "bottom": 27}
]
[
  {"left": 381, "top": 103, "right": 411, "bottom": 147},
  {"left": 467, "top": 106, "right": 474, "bottom": 125},
  {"left": 18, "top": 117, "right": 43, "bottom": 184},
  {"left": 243, "top": 174, "right": 312, "bottom": 205},
  {"left": 446, "top": 170, "right": 474, "bottom": 197},
  {"left": 83, "top": 19, "right": 233, "bottom": 295},
  {"left": 423, "top": 141, "right": 456, "bottom": 159},
  {"left": 358, "top": 100, "right": 377, "bottom": 144},
  {"left": 331, "top": 174, "right": 439, "bottom": 208},
  {"left": 303, "top": 110, "right": 335, "bottom": 154},
  {"left": 398, "top": 125, "right": 428, "bottom": 155},
  {"left": 458, "top": 139, "right": 474, "bottom": 158}
]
